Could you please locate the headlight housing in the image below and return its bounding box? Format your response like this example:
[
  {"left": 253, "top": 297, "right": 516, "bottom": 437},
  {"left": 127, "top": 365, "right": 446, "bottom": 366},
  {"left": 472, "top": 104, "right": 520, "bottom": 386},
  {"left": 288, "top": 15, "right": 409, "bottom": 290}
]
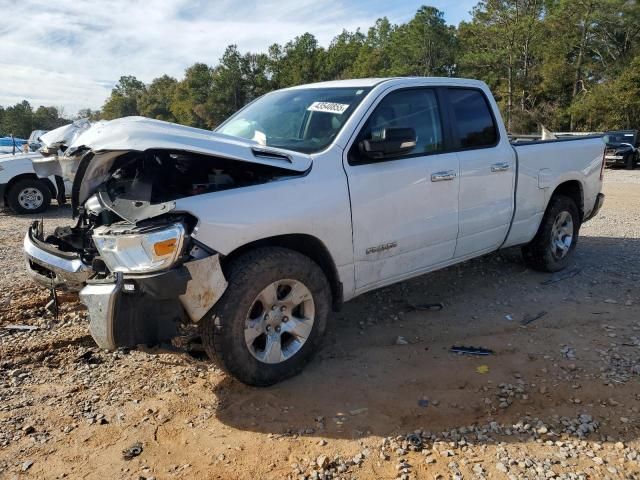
[{"left": 93, "top": 223, "right": 185, "bottom": 273}]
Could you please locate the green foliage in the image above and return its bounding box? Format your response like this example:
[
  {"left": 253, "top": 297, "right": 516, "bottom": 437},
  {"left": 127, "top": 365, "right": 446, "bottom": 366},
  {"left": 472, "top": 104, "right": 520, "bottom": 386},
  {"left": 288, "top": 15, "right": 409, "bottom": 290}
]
[
  {"left": 32, "top": 106, "right": 69, "bottom": 130},
  {"left": 277, "top": 33, "right": 327, "bottom": 86},
  {"left": 4, "top": 3, "right": 639, "bottom": 135},
  {"left": 0, "top": 101, "right": 70, "bottom": 138},
  {"left": 388, "top": 6, "right": 458, "bottom": 76},
  {"left": 138, "top": 75, "right": 178, "bottom": 121},
  {"left": 170, "top": 63, "right": 215, "bottom": 128},
  {"left": 571, "top": 55, "right": 640, "bottom": 129},
  {"left": 101, "top": 75, "right": 147, "bottom": 120}
]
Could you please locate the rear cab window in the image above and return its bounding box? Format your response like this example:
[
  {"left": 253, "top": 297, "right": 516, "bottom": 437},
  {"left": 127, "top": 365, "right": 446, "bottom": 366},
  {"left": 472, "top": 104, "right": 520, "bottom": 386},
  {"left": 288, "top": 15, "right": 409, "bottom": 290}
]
[{"left": 447, "top": 88, "right": 498, "bottom": 149}]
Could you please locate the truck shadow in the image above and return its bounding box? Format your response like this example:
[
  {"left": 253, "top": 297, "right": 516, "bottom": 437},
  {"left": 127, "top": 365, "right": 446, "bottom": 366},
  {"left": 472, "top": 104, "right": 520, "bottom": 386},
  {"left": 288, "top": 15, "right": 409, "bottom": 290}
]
[{"left": 210, "top": 235, "right": 640, "bottom": 442}]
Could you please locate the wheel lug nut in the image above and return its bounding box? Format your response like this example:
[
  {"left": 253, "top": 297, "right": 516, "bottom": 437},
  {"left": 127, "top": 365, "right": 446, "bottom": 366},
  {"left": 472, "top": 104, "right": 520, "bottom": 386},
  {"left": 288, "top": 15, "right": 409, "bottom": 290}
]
[
  {"left": 275, "top": 326, "right": 281, "bottom": 333},
  {"left": 266, "top": 325, "right": 271, "bottom": 332},
  {"left": 282, "top": 316, "right": 289, "bottom": 322},
  {"left": 280, "top": 306, "right": 286, "bottom": 312},
  {"left": 271, "top": 305, "right": 277, "bottom": 311}
]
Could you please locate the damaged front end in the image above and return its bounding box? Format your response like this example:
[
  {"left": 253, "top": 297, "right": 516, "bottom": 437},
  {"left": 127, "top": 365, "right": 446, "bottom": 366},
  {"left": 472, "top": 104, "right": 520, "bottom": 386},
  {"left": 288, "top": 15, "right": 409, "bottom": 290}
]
[
  {"left": 23, "top": 118, "right": 308, "bottom": 351},
  {"left": 25, "top": 211, "right": 227, "bottom": 350}
]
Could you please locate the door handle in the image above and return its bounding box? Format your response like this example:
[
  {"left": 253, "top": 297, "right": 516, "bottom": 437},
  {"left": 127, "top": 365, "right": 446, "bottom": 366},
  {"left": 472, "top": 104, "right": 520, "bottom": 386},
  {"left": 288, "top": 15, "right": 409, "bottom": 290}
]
[
  {"left": 431, "top": 170, "right": 457, "bottom": 182},
  {"left": 491, "top": 162, "right": 510, "bottom": 172}
]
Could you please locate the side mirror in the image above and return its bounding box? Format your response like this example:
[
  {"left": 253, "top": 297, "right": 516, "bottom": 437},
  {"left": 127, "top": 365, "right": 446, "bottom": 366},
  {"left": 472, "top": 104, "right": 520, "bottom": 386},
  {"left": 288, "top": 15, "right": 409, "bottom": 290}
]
[{"left": 360, "top": 127, "right": 417, "bottom": 159}]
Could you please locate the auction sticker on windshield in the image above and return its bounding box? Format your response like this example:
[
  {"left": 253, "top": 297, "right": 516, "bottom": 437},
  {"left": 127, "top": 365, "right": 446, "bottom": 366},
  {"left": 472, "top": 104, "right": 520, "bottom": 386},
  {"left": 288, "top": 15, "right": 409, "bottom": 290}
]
[{"left": 308, "top": 102, "right": 350, "bottom": 114}]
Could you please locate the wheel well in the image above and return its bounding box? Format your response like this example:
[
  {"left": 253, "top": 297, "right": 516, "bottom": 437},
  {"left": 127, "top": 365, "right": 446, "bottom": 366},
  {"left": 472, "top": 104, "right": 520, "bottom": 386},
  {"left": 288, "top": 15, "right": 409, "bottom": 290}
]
[
  {"left": 551, "top": 180, "right": 584, "bottom": 221},
  {"left": 221, "top": 234, "right": 343, "bottom": 311},
  {"left": 5, "top": 174, "right": 56, "bottom": 202}
]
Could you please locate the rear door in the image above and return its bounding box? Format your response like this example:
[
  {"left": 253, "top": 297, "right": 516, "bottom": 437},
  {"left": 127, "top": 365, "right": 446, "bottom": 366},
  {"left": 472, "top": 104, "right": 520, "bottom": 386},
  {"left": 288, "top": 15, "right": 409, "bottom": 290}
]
[
  {"left": 444, "top": 88, "right": 516, "bottom": 258},
  {"left": 344, "top": 87, "right": 460, "bottom": 292}
]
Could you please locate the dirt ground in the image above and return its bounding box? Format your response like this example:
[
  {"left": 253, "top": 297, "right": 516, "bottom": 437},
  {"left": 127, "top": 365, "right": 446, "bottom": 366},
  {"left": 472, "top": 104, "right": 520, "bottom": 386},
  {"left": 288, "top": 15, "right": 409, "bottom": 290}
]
[{"left": 1, "top": 168, "right": 639, "bottom": 480}]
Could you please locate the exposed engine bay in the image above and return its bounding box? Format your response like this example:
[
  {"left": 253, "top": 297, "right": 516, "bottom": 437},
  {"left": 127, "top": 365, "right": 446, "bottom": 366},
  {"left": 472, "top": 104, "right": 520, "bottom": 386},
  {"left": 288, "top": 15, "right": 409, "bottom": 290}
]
[
  {"left": 103, "top": 149, "right": 298, "bottom": 206},
  {"left": 41, "top": 148, "right": 303, "bottom": 269}
]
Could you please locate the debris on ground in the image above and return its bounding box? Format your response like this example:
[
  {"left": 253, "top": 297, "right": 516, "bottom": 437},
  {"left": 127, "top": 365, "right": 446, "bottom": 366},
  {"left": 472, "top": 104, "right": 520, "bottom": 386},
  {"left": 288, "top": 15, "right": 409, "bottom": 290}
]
[
  {"left": 3, "top": 324, "right": 39, "bottom": 331},
  {"left": 476, "top": 365, "right": 490, "bottom": 374},
  {"left": 46, "top": 287, "right": 59, "bottom": 319},
  {"left": 417, "top": 398, "right": 430, "bottom": 407},
  {"left": 348, "top": 407, "right": 368, "bottom": 416},
  {"left": 76, "top": 349, "right": 102, "bottom": 364},
  {"left": 540, "top": 268, "right": 581, "bottom": 285},
  {"left": 405, "top": 433, "right": 422, "bottom": 448},
  {"left": 521, "top": 310, "right": 548, "bottom": 325},
  {"left": 407, "top": 302, "right": 444, "bottom": 312},
  {"left": 504, "top": 314, "right": 513, "bottom": 321},
  {"left": 395, "top": 336, "right": 409, "bottom": 345},
  {"left": 122, "top": 442, "right": 143, "bottom": 460},
  {"left": 450, "top": 345, "right": 494, "bottom": 356},
  {"left": 561, "top": 345, "right": 577, "bottom": 360}
]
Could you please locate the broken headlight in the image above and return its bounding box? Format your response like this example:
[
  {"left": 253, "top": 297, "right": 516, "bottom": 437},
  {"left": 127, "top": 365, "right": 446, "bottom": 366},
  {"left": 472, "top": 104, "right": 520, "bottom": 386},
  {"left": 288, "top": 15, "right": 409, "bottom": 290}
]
[{"left": 92, "top": 223, "right": 185, "bottom": 273}]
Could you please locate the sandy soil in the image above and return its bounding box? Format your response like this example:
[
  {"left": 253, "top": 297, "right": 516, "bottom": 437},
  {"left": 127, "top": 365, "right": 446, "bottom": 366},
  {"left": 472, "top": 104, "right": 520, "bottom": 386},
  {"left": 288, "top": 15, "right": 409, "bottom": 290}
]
[{"left": 1, "top": 168, "right": 639, "bottom": 480}]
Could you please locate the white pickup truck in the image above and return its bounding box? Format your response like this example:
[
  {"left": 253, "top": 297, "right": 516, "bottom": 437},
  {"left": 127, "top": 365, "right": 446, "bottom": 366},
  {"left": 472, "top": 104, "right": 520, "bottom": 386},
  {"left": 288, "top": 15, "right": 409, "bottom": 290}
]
[{"left": 24, "top": 77, "right": 605, "bottom": 386}]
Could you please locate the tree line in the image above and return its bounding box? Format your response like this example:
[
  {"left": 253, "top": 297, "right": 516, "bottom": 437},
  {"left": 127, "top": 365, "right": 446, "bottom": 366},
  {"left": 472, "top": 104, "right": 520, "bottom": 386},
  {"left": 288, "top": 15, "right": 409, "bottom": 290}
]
[
  {"left": 0, "top": 102, "right": 69, "bottom": 139},
  {"left": 2, "top": 1, "right": 639, "bottom": 139}
]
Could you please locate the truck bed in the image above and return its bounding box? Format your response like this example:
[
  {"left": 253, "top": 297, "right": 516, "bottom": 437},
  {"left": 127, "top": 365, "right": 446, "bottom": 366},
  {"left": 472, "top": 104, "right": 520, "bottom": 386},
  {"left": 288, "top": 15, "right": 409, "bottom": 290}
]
[{"left": 503, "top": 135, "right": 605, "bottom": 248}]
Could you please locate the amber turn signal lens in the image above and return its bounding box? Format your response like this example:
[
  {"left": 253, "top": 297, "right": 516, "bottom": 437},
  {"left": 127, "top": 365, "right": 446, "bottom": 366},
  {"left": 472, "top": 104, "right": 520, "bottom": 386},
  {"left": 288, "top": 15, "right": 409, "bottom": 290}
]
[{"left": 153, "top": 238, "right": 177, "bottom": 256}]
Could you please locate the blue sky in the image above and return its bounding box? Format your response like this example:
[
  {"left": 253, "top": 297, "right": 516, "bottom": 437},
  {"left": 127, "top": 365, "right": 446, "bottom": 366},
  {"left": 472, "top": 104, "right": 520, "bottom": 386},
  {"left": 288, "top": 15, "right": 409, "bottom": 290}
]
[{"left": 0, "top": 0, "right": 476, "bottom": 115}]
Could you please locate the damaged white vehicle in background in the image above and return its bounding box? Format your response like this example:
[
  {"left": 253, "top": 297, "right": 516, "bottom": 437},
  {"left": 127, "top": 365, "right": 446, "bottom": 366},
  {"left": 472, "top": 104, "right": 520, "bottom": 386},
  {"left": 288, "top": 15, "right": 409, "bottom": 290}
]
[
  {"left": 0, "top": 119, "right": 93, "bottom": 214},
  {"left": 24, "top": 78, "right": 605, "bottom": 386}
]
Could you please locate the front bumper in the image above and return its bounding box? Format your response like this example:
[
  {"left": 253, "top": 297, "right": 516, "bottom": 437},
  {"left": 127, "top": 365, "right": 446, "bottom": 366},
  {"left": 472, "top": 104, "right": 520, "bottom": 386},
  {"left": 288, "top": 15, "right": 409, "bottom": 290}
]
[
  {"left": 24, "top": 227, "right": 91, "bottom": 290},
  {"left": 24, "top": 222, "right": 228, "bottom": 350},
  {"left": 605, "top": 155, "right": 626, "bottom": 165}
]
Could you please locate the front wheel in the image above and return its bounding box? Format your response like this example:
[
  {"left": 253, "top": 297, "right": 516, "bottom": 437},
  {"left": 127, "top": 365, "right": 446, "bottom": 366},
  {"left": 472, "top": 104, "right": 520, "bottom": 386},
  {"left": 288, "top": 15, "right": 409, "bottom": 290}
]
[
  {"left": 200, "top": 247, "right": 331, "bottom": 386},
  {"left": 522, "top": 195, "right": 580, "bottom": 272}
]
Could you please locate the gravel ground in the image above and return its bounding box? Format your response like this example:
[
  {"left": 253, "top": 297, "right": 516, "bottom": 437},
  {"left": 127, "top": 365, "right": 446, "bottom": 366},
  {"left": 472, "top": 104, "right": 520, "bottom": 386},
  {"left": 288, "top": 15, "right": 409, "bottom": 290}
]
[{"left": 0, "top": 167, "right": 639, "bottom": 480}]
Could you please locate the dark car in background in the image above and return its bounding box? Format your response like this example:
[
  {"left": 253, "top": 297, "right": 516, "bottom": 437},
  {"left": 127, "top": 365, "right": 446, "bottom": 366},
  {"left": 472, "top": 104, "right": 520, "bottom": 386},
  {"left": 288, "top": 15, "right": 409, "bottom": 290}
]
[{"left": 604, "top": 130, "right": 639, "bottom": 169}]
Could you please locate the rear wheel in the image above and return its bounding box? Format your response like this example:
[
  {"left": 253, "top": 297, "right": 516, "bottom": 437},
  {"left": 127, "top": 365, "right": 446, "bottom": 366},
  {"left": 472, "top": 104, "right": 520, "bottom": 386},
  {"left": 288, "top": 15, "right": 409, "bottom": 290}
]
[
  {"left": 522, "top": 195, "right": 580, "bottom": 272},
  {"left": 7, "top": 178, "right": 51, "bottom": 214},
  {"left": 200, "top": 247, "right": 331, "bottom": 386}
]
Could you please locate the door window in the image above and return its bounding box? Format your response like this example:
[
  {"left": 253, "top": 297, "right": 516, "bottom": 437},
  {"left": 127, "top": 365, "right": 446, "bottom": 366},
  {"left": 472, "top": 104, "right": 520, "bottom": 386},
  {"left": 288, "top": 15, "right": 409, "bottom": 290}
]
[
  {"left": 351, "top": 89, "right": 443, "bottom": 164},
  {"left": 448, "top": 89, "right": 498, "bottom": 149}
]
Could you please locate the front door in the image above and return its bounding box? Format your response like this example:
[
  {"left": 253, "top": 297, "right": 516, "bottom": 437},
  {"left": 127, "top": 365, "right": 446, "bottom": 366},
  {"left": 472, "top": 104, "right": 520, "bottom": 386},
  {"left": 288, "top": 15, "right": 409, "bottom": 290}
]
[{"left": 344, "top": 88, "right": 460, "bottom": 293}]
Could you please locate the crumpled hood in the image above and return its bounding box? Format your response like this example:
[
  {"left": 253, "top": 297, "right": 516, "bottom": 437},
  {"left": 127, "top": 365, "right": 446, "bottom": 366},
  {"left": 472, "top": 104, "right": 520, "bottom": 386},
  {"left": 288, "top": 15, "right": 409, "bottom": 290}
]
[
  {"left": 39, "top": 118, "right": 94, "bottom": 153},
  {"left": 67, "top": 116, "right": 312, "bottom": 172},
  {"left": 31, "top": 116, "right": 312, "bottom": 215}
]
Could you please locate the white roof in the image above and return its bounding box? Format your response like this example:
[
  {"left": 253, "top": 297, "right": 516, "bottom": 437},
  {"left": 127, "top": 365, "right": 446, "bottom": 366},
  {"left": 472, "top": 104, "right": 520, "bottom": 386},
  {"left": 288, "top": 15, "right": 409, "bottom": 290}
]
[{"left": 286, "top": 77, "right": 488, "bottom": 90}]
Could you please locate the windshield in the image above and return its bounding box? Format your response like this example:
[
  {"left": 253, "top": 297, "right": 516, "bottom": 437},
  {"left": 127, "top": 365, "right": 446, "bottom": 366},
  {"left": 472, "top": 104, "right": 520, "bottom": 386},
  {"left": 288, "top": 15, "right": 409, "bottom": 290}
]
[{"left": 217, "top": 87, "right": 371, "bottom": 153}]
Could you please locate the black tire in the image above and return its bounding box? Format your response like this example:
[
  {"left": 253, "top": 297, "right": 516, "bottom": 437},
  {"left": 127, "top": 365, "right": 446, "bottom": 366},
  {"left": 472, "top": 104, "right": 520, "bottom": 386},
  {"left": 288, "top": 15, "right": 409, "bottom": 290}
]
[
  {"left": 200, "top": 247, "right": 331, "bottom": 386},
  {"left": 625, "top": 153, "right": 635, "bottom": 170},
  {"left": 522, "top": 195, "right": 580, "bottom": 272},
  {"left": 7, "top": 178, "right": 52, "bottom": 214}
]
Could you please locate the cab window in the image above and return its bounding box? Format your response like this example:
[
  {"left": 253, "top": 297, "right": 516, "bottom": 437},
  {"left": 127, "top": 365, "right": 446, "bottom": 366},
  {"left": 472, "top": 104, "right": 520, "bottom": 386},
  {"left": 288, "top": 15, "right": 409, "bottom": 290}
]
[
  {"left": 448, "top": 88, "right": 498, "bottom": 149},
  {"left": 351, "top": 88, "right": 443, "bottom": 163}
]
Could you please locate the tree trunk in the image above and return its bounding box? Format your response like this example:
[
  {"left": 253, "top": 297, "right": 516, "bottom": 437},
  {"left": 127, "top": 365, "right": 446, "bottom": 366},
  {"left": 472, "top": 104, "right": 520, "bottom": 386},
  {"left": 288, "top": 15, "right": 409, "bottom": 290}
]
[
  {"left": 570, "top": 1, "right": 595, "bottom": 131},
  {"left": 507, "top": 58, "right": 513, "bottom": 132}
]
